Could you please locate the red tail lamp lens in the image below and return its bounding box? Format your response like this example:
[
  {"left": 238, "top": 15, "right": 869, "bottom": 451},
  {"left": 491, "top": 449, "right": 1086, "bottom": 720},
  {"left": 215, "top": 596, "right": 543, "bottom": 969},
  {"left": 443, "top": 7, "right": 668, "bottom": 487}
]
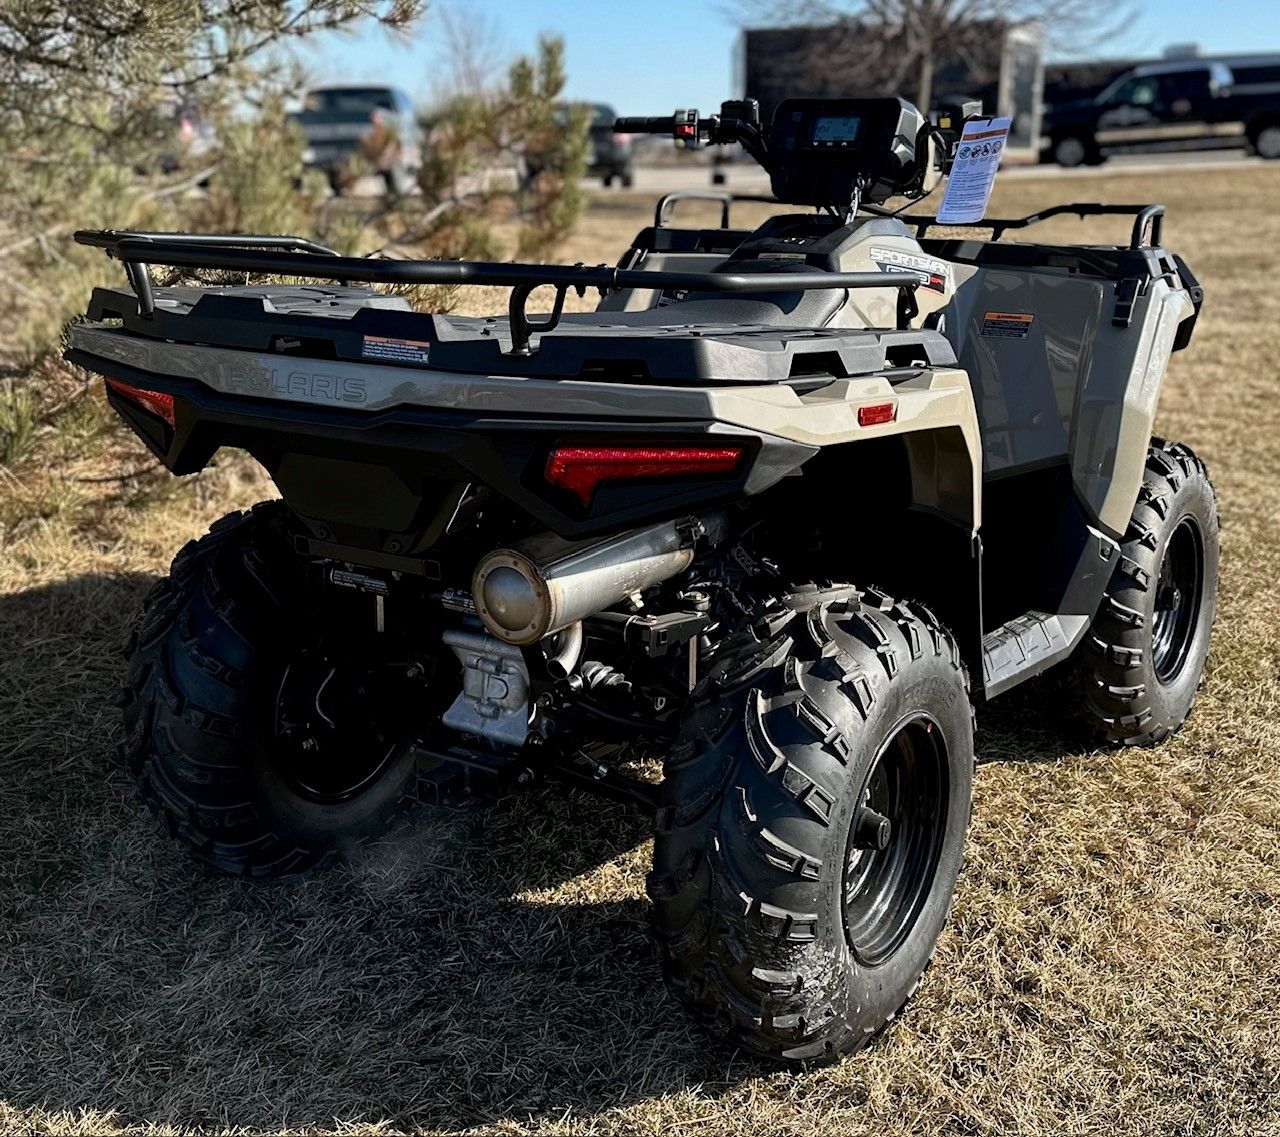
[
  {"left": 105, "top": 378, "right": 176, "bottom": 427},
  {"left": 546, "top": 444, "right": 743, "bottom": 506},
  {"left": 857, "top": 401, "right": 896, "bottom": 427}
]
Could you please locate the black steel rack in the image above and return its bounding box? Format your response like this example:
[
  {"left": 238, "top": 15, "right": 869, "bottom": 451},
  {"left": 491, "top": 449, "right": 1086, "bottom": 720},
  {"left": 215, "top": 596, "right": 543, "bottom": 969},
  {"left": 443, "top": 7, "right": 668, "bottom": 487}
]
[{"left": 75, "top": 229, "right": 922, "bottom": 354}]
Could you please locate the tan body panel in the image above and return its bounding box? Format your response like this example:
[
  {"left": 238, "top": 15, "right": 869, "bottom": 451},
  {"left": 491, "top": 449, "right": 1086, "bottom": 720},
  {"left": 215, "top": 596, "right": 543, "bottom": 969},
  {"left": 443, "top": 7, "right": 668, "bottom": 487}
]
[{"left": 70, "top": 324, "right": 984, "bottom": 533}]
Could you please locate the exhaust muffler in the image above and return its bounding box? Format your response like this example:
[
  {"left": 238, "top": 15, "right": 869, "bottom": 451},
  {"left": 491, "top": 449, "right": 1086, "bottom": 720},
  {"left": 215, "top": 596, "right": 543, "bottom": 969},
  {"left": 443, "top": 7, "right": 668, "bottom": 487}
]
[{"left": 472, "top": 513, "right": 726, "bottom": 646}]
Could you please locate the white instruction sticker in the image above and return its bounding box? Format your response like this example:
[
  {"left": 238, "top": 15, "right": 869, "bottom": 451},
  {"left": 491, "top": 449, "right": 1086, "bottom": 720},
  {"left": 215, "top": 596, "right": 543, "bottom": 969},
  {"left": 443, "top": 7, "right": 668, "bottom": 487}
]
[
  {"left": 361, "top": 335, "right": 430, "bottom": 365},
  {"left": 937, "top": 117, "right": 1011, "bottom": 225}
]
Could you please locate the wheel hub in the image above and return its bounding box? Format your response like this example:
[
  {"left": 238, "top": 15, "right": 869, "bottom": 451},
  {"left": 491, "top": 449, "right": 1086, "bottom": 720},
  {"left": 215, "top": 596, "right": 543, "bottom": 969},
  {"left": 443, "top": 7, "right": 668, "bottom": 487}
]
[
  {"left": 842, "top": 716, "right": 948, "bottom": 967},
  {"left": 273, "top": 652, "right": 418, "bottom": 803},
  {"left": 1152, "top": 516, "right": 1205, "bottom": 685}
]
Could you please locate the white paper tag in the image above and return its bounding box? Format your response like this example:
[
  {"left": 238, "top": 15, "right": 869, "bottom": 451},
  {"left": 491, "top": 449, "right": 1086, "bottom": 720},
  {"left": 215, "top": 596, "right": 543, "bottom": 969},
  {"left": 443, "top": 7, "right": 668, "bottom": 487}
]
[{"left": 936, "top": 117, "right": 1011, "bottom": 225}]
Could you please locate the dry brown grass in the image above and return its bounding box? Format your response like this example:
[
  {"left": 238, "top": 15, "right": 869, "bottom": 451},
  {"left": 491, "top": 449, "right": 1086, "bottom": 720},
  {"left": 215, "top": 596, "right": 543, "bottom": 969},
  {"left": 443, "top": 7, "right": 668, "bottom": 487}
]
[{"left": 2, "top": 166, "right": 1279, "bottom": 1136}]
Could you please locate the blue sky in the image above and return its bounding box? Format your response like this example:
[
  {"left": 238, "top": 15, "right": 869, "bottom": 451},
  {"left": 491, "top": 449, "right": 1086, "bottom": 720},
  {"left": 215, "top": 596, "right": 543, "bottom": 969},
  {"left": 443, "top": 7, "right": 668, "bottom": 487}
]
[{"left": 298, "top": 0, "right": 1280, "bottom": 113}]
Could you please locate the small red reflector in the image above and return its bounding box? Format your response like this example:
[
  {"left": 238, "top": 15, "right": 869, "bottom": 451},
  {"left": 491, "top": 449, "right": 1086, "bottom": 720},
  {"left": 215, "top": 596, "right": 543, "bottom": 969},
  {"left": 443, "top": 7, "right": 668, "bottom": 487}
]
[
  {"left": 546, "top": 445, "right": 742, "bottom": 506},
  {"left": 105, "top": 378, "right": 176, "bottom": 427},
  {"left": 857, "top": 402, "right": 896, "bottom": 427}
]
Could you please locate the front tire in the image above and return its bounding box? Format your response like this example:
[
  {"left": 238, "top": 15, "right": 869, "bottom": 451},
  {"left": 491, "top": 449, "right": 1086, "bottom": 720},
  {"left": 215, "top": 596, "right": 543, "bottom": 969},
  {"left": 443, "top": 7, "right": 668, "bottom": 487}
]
[
  {"left": 649, "top": 586, "right": 973, "bottom": 1065},
  {"left": 119, "top": 504, "right": 421, "bottom": 878},
  {"left": 1071, "top": 439, "right": 1219, "bottom": 745},
  {"left": 1051, "top": 132, "right": 1097, "bottom": 168}
]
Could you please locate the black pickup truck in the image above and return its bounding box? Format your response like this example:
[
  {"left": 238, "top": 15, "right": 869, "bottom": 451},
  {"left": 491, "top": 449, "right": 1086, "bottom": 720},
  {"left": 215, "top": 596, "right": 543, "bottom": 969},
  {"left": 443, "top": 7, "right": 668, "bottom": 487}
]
[{"left": 1042, "top": 55, "right": 1280, "bottom": 166}]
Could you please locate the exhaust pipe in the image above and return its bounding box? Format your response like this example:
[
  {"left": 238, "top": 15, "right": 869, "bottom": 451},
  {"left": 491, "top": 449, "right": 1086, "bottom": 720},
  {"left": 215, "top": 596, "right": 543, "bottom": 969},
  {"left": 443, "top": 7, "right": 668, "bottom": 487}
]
[{"left": 472, "top": 513, "right": 726, "bottom": 646}]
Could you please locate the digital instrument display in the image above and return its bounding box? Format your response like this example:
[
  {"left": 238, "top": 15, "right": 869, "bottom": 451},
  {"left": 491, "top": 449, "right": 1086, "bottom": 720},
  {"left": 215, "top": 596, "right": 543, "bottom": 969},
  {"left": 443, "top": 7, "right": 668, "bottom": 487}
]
[{"left": 811, "top": 115, "right": 862, "bottom": 146}]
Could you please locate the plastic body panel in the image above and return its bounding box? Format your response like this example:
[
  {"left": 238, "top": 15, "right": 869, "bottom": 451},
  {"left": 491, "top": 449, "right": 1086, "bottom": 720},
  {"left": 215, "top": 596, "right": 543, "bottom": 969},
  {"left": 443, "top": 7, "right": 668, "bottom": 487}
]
[
  {"left": 932, "top": 247, "right": 1194, "bottom": 537},
  {"left": 67, "top": 323, "right": 983, "bottom": 542}
]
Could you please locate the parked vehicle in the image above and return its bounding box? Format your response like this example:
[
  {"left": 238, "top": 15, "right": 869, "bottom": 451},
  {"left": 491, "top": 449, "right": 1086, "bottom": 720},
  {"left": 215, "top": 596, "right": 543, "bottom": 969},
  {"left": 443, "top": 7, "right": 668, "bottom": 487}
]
[
  {"left": 1043, "top": 54, "right": 1280, "bottom": 166},
  {"left": 584, "top": 102, "right": 634, "bottom": 185},
  {"left": 528, "top": 103, "right": 633, "bottom": 189},
  {"left": 291, "top": 85, "right": 421, "bottom": 194},
  {"left": 164, "top": 96, "right": 216, "bottom": 174},
  {"left": 69, "top": 93, "right": 1214, "bottom": 1065}
]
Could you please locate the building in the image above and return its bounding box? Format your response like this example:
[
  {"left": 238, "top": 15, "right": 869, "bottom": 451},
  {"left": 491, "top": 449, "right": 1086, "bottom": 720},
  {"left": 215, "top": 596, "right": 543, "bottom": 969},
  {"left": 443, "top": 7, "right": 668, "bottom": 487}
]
[{"left": 738, "top": 20, "right": 1044, "bottom": 155}]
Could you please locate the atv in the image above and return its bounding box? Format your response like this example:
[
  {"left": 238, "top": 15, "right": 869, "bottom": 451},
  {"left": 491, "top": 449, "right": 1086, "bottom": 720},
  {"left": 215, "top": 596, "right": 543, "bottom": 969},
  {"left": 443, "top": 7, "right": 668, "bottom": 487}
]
[{"left": 67, "top": 95, "right": 1216, "bottom": 1066}]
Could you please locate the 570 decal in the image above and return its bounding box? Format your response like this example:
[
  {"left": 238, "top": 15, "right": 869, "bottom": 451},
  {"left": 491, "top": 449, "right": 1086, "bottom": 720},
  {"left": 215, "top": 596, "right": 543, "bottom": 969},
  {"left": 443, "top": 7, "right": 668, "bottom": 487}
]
[{"left": 869, "top": 246, "right": 951, "bottom": 294}]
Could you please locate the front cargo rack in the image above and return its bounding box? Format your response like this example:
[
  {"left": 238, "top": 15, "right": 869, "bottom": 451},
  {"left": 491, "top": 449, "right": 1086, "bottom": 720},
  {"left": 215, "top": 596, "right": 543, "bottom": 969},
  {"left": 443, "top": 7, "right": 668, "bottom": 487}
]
[
  {"left": 74, "top": 228, "right": 923, "bottom": 354},
  {"left": 860, "top": 200, "right": 1167, "bottom": 248}
]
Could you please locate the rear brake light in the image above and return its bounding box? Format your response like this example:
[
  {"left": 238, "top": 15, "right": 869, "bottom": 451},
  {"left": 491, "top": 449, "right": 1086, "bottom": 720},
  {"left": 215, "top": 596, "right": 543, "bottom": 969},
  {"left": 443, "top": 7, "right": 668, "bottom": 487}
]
[
  {"left": 105, "top": 378, "right": 176, "bottom": 427},
  {"left": 546, "top": 444, "right": 743, "bottom": 506},
  {"left": 857, "top": 401, "right": 896, "bottom": 427}
]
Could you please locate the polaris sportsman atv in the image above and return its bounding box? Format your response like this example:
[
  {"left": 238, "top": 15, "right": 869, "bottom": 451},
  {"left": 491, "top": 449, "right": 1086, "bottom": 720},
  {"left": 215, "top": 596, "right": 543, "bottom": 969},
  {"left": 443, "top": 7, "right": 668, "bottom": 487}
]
[{"left": 67, "top": 96, "right": 1216, "bottom": 1065}]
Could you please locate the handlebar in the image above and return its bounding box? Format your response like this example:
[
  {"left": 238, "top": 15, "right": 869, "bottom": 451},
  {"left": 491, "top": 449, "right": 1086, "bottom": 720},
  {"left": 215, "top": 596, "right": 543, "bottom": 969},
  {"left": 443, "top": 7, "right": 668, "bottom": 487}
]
[
  {"left": 614, "top": 116, "right": 677, "bottom": 134},
  {"left": 615, "top": 105, "right": 770, "bottom": 169}
]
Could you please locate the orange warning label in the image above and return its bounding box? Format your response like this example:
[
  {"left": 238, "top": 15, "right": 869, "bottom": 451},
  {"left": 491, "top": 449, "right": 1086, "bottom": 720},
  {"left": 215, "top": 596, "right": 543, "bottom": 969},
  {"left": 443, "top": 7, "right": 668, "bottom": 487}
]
[{"left": 981, "top": 311, "right": 1034, "bottom": 339}]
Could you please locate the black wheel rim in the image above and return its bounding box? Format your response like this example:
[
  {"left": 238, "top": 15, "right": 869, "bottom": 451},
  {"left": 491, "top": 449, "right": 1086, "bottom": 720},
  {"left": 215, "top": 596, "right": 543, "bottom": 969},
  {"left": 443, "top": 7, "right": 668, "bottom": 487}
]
[
  {"left": 1152, "top": 516, "right": 1205, "bottom": 685},
  {"left": 271, "top": 654, "right": 400, "bottom": 803},
  {"left": 843, "top": 716, "right": 949, "bottom": 967}
]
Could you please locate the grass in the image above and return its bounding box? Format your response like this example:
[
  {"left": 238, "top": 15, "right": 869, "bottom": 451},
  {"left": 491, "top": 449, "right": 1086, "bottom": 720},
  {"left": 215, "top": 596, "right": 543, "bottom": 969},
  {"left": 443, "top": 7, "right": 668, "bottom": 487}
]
[{"left": 2, "top": 164, "right": 1279, "bottom": 1136}]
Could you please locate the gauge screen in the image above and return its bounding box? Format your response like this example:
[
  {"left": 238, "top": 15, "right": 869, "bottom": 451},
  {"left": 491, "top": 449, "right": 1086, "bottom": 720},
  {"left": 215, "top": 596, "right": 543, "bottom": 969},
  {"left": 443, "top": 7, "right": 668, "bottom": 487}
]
[{"left": 811, "top": 115, "right": 862, "bottom": 145}]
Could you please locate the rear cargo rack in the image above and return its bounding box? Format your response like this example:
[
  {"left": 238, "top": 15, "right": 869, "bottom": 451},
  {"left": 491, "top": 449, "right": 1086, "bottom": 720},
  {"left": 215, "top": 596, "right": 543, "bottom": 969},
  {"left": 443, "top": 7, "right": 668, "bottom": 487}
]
[{"left": 74, "top": 228, "right": 922, "bottom": 354}]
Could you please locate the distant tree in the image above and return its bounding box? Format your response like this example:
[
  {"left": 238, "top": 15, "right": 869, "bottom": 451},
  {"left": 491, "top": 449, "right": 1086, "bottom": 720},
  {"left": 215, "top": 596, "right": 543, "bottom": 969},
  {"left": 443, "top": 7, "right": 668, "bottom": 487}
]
[
  {"left": 731, "top": 0, "right": 1136, "bottom": 111},
  {"left": 0, "top": 2, "right": 423, "bottom": 357},
  {"left": 404, "top": 35, "right": 590, "bottom": 261},
  {"left": 0, "top": 3, "right": 421, "bottom": 174},
  {"left": 0, "top": 5, "right": 590, "bottom": 359}
]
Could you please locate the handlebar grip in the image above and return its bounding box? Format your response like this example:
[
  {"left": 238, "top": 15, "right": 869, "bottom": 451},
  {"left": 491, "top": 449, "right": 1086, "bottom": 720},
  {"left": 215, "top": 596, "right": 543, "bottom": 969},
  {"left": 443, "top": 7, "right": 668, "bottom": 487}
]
[{"left": 613, "top": 116, "right": 673, "bottom": 134}]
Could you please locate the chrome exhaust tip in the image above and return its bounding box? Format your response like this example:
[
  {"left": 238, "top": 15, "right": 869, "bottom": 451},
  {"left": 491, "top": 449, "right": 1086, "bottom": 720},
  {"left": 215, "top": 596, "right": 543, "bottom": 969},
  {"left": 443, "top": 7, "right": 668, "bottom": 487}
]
[{"left": 472, "top": 513, "right": 725, "bottom": 646}]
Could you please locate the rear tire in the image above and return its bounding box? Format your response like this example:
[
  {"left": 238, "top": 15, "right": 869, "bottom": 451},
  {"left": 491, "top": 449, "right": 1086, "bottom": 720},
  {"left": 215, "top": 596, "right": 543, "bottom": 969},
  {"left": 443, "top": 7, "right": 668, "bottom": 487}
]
[
  {"left": 1071, "top": 439, "right": 1219, "bottom": 745},
  {"left": 119, "top": 504, "right": 420, "bottom": 878},
  {"left": 1253, "top": 123, "right": 1280, "bottom": 160},
  {"left": 649, "top": 586, "right": 973, "bottom": 1065}
]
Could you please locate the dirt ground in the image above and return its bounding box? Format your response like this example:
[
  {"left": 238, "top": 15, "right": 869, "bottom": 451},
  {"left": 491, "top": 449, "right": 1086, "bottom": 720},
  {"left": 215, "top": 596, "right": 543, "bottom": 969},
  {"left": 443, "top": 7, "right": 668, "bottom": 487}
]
[{"left": 2, "top": 165, "right": 1278, "bottom": 1136}]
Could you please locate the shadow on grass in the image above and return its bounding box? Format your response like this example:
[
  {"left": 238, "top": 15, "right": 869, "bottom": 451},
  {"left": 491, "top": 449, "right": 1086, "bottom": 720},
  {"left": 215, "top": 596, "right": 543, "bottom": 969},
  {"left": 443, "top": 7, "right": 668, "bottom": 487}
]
[
  {"left": 974, "top": 674, "right": 1088, "bottom": 768},
  {"left": 0, "top": 572, "right": 1091, "bottom": 1131},
  {"left": 0, "top": 573, "right": 760, "bottom": 1133}
]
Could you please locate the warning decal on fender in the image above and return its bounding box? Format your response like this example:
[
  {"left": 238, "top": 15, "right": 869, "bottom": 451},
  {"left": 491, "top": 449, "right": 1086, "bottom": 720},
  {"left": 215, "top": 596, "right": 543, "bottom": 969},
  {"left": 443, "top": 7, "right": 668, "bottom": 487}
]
[
  {"left": 981, "top": 311, "right": 1034, "bottom": 339},
  {"left": 869, "top": 246, "right": 951, "bottom": 293}
]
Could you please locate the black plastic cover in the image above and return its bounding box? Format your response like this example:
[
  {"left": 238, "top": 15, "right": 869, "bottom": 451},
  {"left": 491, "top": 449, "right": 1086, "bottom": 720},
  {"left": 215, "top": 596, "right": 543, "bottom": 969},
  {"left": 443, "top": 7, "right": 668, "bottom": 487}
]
[{"left": 85, "top": 284, "right": 957, "bottom": 384}]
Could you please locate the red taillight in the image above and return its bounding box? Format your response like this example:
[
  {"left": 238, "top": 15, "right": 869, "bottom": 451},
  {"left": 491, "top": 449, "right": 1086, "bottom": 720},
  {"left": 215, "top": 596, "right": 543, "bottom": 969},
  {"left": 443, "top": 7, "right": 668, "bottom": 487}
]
[
  {"left": 546, "top": 444, "right": 743, "bottom": 506},
  {"left": 105, "top": 378, "right": 176, "bottom": 427},
  {"left": 857, "top": 401, "right": 896, "bottom": 427}
]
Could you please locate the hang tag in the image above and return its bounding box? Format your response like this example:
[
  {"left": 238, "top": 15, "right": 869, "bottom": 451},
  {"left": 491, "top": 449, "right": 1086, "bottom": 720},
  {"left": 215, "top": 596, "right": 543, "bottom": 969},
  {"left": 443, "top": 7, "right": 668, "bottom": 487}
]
[{"left": 937, "top": 117, "right": 1012, "bottom": 225}]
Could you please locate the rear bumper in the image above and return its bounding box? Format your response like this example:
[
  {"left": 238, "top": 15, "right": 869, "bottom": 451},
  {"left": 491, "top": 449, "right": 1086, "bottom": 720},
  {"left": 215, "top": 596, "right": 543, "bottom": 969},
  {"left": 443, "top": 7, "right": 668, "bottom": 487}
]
[{"left": 65, "top": 333, "right": 800, "bottom": 546}]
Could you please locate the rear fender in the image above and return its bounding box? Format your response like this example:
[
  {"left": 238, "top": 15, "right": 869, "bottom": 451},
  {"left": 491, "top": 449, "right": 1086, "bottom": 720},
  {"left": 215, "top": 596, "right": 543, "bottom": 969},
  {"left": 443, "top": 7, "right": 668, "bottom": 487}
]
[{"left": 704, "top": 365, "right": 982, "bottom": 534}]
